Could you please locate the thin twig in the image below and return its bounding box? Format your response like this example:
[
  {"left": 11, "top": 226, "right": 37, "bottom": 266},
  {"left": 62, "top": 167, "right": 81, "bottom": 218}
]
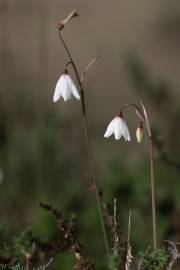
[
  {"left": 125, "top": 210, "right": 133, "bottom": 270},
  {"left": 42, "top": 257, "right": 53, "bottom": 270},
  {"left": 80, "top": 57, "right": 100, "bottom": 83},
  {"left": 113, "top": 198, "right": 119, "bottom": 250},
  {"left": 63, "top": 10, "right": 78, "bottom": 25},
  {"left": 57, "top": 10, "right": 78, "bottom": 30}
]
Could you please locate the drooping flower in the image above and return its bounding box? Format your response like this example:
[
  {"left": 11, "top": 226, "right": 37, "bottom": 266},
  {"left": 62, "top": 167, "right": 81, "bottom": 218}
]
[
  {"left": 136, "top": 122, "right": 143, "bottom": 143},
  {"left": 104, "top": 115, "right": 131, "bottom": 141},
  {"left": 53, "top": 70, "right": 80, "bottom": 102}
]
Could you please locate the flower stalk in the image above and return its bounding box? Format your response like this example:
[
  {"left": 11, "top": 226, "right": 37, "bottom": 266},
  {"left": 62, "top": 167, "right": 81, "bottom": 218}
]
[
  {"left": 120, "top": 102, "right": 157, "bottom": 249},
  {"left": 149, "top": 134, "right": 157, "bottom": 250},
  {"left": 57, "top": 15, "right": 110, "bottom": 256}
]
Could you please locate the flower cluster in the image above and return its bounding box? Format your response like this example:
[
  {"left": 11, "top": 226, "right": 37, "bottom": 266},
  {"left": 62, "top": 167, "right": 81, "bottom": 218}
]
[
  {"left": 53, "top": 76, "right": 144, "bottom": 143},
  {"left": 51, "top": 9, "right": 158, "bottom": 258}
]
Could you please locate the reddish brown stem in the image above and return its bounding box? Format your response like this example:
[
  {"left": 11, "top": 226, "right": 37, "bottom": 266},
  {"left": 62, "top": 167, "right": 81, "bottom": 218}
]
[
  {"left": 121, "top": 102, "right": 157, "bottom": 249},
  {"left": 58, "top": 30, "right": 110, "bottom": 257}
]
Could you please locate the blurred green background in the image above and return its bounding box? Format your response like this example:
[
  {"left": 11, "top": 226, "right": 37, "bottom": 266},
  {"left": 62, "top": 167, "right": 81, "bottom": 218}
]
[{"left": 0, "top": 0, "right": 180, "bottom": 269}]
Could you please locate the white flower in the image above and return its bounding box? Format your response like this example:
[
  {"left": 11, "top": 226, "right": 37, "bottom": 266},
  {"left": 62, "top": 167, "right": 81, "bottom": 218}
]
[
  {"left": 104, "top": 116, "right": 131, "bottom": 141},
  {"left": 53, "top": 71, "right": 80, "bottom": 102}
]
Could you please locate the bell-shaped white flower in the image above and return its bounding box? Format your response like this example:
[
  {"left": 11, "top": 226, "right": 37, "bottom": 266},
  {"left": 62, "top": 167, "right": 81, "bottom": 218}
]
[
  {"left": 53, "top": 70, "right": 80, "bottom": 102},
  {"left": 104, "top": 115, "right": 131, "bottom": 141}
]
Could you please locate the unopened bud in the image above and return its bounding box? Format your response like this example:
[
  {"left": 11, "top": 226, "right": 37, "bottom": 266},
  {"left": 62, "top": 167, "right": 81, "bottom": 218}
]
[{"left": 136, "top": 122, "right": 143, "bottom": 143}]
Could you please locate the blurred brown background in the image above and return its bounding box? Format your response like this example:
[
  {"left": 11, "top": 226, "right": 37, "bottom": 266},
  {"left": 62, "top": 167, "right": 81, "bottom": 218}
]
[{"left": 0, "top": 0, "right": 180, "bottom": 269}]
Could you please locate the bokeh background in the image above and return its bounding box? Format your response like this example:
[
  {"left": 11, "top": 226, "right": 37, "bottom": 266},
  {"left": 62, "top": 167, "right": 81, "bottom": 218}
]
[{"left": 0, "top": 0, "right": 180, "bottom": 269}]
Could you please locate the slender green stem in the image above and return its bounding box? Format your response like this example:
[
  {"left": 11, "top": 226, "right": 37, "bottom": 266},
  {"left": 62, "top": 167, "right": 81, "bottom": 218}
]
[{"left": 58, "top": 30, "right": 110, "bottom": 256}]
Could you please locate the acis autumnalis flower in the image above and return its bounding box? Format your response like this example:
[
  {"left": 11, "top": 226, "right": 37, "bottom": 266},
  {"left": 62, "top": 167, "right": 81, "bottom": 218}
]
[
  {"left": 104, "top": 115, "right": 131, "bottom": 141},
  {"left": 53, "top": 70, "right": 80, "bottom": 102}
]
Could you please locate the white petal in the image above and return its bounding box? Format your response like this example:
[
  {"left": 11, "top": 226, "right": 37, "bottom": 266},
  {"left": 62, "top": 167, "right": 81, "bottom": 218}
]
[
  {"left": 53, "top": 74, "right": 78, "bottom": 102},
  {"left": 67, "top": 76, "right": 80, "bottom": 100},
  {"left": 104, "top": 118, "right": 117, "bottom": 138},
  {"left": 120, "top": 118, "right": 131, "bottom": 141},
  {"left": 114, "top": 129, "right": 122, "bottom": 140},
  {"left": 61, "top": 75, "right": 72, "bottom": 101},
  {"left": 114, "top": 117, "right": 123, "bottom": 140},
  {"left": 53, "top": 76, "right": 63, "bottom": 102}
]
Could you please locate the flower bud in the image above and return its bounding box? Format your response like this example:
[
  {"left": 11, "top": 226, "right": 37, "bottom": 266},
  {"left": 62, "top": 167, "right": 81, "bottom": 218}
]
[{"left": 136, "top": 122, "right": 143, "bottom": 143}]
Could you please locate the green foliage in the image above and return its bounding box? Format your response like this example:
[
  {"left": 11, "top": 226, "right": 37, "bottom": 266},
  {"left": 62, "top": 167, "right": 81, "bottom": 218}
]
[
  {"left": 138, "top": 247, "right": 170, "bottom": 270},
  {"left": 108, "top": 249, "right": 121, "bottom": 270},
  {"left": 0, "top": 227, "right": 35, "bottom": 262},
  {"left": 14, "top": 229, "right": 34, "bottom": 258},
  {"left": 0, "top": 226, "right": 13, "bottom": 258}
]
